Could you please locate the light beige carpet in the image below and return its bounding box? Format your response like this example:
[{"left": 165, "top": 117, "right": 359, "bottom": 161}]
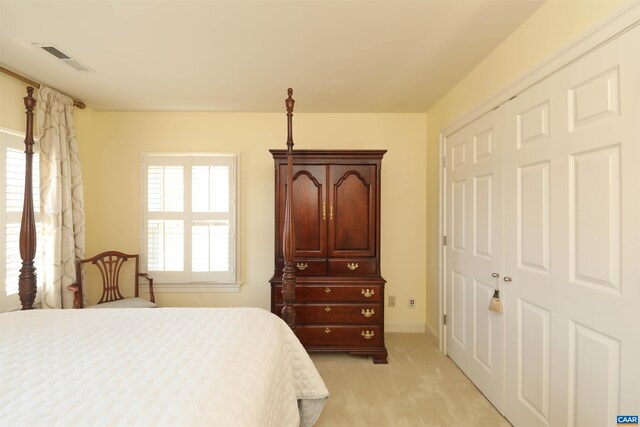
[{"left": 310, "top": 333, "right": 511, "bottom": 427}]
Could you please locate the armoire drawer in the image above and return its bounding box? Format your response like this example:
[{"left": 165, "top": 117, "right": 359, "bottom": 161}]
[
  {"left": 328, "top": 259, "right": 376, "bottom": 275},
  {"left": 276, "top": 259, "right": 326, "bottom": 276},
  {"left": 295, "top": 325, "right": 383, "bottom": 347},
  {"left": 273, "top": 283, "right": 383, "bottom": 303},
  {"left": 275, "top": 303, "right": 381, "bottom": 324}
]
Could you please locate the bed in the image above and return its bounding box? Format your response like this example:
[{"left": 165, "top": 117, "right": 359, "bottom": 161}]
[
  {"left": 1, "top": 88, "right": 327, "bottom": 426},
  {"left": 1, "top": 307, "right": 328, "bottom": 426}
]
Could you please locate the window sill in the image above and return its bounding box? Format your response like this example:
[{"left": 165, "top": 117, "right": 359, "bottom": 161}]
[{"left": 140, "top": 283, "right": 241, "bottom": 293}]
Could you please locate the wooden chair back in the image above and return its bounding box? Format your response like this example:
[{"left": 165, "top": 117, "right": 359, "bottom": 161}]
[{"left": 70, "top": 251, "right": 154, "bottom": 309}]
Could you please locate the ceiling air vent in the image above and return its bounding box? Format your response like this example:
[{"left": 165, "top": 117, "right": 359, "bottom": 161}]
[
  {"left": 32, "top": 43, "right": 92, "bottom": 72},
  {"left": 40, "top": 45, "right": 70, "bottom": 59}
]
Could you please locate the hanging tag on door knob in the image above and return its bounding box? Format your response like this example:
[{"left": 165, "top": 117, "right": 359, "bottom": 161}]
[{"left": 489, "top": 272, "right": 503, "bottom": 314}]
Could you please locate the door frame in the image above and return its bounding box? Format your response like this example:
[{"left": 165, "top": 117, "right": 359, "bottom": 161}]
[{"left": 438, "top": 2, "right": 640, "bottom": 352}]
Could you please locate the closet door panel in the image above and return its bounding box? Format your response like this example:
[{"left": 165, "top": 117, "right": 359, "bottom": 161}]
[
  {"left": 445, "top": 111, "right": 504, "bottom": 412},
  {"left": 503, "top": 25, "right": 640, "bottom": 427},
  {"left": 504, "top": 70, "right": 562, "bottom": 427},
  {"left": 555, "top": 28, "right": 639, "bottom": 426},
  {"left": 517, "top": 161, "right": 550, "bottom": 274}
]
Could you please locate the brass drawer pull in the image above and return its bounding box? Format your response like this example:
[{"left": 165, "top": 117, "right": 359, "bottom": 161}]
[
  {"left": 347, "top": 262, "right": 359, "bottom": 271},
  {"left": 325, "top": 306, "right": 331, "bottom": 312},
  {"left": 361, "top": 289, "right": 375, "bottom": 298},
  {"left": 361, "top": 330, "right": 375, "bottom": 340},
  {"left": 322, "top": 202, "right": 326, "bottom": 220},
  {"left": 361, "top": 308, "right": 374, "bottom": 318},
  {"left": 324, "top": 287, "right": 331, "bottom": 294},
  {"left": 296, "top": 262, "right": 308, "bottom": 271},
  {"left": 325, "top": 328, "right": 331, "bottom": 334}
]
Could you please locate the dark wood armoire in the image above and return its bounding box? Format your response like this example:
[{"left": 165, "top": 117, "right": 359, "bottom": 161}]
[{"left": 269, "top": 149, "right": 388, "bottom": 364}]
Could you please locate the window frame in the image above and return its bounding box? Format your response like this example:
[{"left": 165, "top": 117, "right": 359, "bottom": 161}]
[
  {"left": 140, "top": 153, "right": 240, "bottom": 292},
  {"left": 1, "top": 128, "right": 43, "bottom": 311}
]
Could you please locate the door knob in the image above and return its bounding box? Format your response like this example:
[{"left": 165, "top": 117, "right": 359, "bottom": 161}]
[
  {"left": 503, "top": 276, "right": 512, "bottom": 282},
  {"left": 491, "top": 272, "right": 500, "bottom": 278}
]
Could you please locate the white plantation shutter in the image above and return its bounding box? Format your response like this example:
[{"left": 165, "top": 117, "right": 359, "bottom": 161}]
[
  {"left": 192, "top": 221, "right": 230, "bottom": 273},
  {"left": 146, "top": 165, "right": 185, "bottom": 277},
  {"left": 148, "top": 166, "right": 184, "bottom": 212},
  {"left": 142, "top": 154, "right": 237, "bottom": 284},
  {"left": 192, "top": 165, "right": 229, "bottom": 212},
  {"left": 1, "top": 132, "right": 43, "bottom": 312},
  {"left": 147, "top": 220, "right": 184, "bottom": 272}
]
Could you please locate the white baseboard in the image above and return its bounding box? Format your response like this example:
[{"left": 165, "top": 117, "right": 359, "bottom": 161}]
[
  {"left": 384, "top": 322, "right": 426, "bottom": 333},
  {"left": 425, "top": 323, "right": 439, "bottom": 345}
]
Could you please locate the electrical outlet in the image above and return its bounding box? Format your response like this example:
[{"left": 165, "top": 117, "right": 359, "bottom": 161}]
[
  {"left": 388, "top": 295, "right": 396, "bottom": 308},
  {"left": 408, "top": 298, "right": 416, "bottom": 309}
]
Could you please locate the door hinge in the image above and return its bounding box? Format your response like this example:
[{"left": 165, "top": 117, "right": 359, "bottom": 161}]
[
  {"left": 443, "top": 235, "right": 447, "bottom": 246},
  {"left": 443, "top": 314, "right": 447, "bottom": 325},
  {"left": 443, "top": 156, "right": 447, "bottom": 168}
]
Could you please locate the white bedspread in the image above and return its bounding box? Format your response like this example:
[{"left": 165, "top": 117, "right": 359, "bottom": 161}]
[{"left": 0, "top": 307, "right": 328, "bottom": 426}]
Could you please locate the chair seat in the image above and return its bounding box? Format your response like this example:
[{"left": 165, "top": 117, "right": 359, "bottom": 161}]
[{"left": 87, "top": 297, "right": 157, "bottom": 309}]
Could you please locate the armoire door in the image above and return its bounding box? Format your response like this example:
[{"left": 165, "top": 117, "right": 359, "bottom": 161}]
[
  {"left": 502, "top": 24, "right": 640, "bottom": 427},
  {"left": 328, "top": 164, "right": 377, "bottom": 258},
  {"left": 278, "top": 164, "right": 327, "bottom": 258},
  {"left": 445, "top": 109, "right": 505, "bottom": 412}
]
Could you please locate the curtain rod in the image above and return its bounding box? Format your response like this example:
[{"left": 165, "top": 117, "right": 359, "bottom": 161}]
[{"left": 0, "top": 66, "right": 86, "bottom": 109}]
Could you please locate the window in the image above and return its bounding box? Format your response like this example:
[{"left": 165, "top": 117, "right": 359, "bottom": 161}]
[
  {"left": 141, "top": 154, "right": 238, "bottom": 287},
  {"left": 1, "top": 130, "right": 43, "bottom": 312}
]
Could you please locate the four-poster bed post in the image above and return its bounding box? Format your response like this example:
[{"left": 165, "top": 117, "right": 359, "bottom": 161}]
[
  {"left": 18, "top": 87, "right": 37, "bottom": 310},
  {"left": 281, "top": 88, "right": 296, "bottom": 329}
]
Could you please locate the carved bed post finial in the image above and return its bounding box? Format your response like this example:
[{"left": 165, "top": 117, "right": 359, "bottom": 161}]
[
  {"left": 285, "top": 88, "right": 295, "bottom": 155},
  {"left": 19, "top": 87, "right": 38, "bottom": 309},
  {"left": 282, "top": 88, "right": 296, "bottom": 329}
]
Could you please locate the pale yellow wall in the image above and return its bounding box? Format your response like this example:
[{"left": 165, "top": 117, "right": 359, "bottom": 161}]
[
  {"left": 78, "top": 111, "right": 427, "bottom": 329},
  {"left": 425, "top": 0, "right": 629, "bottom": 336},
  {"left": 0, "top": 73, "right": 30, "bottom": 132}
]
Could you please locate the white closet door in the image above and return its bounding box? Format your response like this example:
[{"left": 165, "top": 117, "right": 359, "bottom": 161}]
[
  {"left": 445, "top": 110, "right": 505, "bottom": 412},
  {"left": 501, "top": 65, "right": 558, "bottom": 427},
  {"left": 502, "top": 25, "right": 640, "bottom": 427}
]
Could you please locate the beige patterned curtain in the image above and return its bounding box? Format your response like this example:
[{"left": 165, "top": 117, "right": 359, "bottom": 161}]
[{"left": 36, "top": 86, "right": 86, "bottom": 309}]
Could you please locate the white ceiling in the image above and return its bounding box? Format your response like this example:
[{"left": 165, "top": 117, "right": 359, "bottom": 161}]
[{"left": 0, "top": 0, "right": 545, "bottom": 112}]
